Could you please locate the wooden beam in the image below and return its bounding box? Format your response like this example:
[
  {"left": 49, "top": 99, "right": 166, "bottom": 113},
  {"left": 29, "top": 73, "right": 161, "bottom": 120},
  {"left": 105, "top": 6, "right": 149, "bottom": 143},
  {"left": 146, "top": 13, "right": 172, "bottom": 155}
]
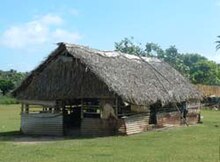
[{"left": 18, "top": 100, "right": 56, "bottom": 107}]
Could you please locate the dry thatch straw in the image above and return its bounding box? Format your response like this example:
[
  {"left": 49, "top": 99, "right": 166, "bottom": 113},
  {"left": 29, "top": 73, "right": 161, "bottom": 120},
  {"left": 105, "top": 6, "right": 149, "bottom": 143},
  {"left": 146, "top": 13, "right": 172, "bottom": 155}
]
[
  {"left": 13, "top": 43, "right": 202, "bottom": 106},
  {"left": 196, "top": 84, "right": 220, "bottom": 97}
]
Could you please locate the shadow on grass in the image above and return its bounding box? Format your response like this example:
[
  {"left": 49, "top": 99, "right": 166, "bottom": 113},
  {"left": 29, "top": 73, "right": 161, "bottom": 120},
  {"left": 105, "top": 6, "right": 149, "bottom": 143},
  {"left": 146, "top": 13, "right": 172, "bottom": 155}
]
[
  {"left": 0, "top": 131, "right": 21, "bottom": 137},
  {"left": 0, "top": 131, "right": 117, "bottom": 143},
  {"left": 0, "top": 131, "right": 25, "bottom": 141}
]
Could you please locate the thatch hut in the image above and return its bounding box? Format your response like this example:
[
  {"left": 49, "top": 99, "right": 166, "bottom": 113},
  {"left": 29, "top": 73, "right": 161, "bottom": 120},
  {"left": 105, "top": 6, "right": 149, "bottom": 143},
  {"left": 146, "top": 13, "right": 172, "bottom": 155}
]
[{"left": 13, "top": 43, "right": 202, "bottom": 136}]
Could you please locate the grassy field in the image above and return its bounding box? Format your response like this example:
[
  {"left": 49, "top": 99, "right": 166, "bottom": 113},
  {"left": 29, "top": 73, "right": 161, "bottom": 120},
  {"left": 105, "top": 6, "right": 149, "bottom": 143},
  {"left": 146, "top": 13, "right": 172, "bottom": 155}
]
[{"left": 0, "top": 105, "right": 219, "bottom": 162}]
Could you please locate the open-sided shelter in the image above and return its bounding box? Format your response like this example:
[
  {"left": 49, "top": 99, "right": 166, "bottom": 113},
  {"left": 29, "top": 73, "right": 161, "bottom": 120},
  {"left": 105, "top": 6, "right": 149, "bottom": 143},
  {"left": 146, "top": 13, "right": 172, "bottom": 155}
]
[{"left": 13, "top": 43, "right": 202, "bottom": 136}]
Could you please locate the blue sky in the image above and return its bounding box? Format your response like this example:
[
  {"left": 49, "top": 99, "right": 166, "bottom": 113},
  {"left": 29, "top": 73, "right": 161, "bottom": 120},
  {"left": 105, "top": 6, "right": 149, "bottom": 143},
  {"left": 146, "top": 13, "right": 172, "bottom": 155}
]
[{"left": 0, "top": 0, "right": 220, "bottom": 72}]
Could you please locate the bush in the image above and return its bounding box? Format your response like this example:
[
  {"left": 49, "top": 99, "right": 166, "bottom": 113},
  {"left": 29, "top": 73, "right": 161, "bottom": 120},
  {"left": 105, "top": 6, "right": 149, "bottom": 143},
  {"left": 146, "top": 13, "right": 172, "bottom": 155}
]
[{"left": 0, "top": 96, "right": 18, "bottom": 104}]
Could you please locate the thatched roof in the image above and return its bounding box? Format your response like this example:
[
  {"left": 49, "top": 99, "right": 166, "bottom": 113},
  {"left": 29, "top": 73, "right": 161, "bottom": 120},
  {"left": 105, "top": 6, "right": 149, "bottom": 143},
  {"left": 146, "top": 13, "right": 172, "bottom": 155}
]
[{"left": 13, "top": 43, "right": 201, "bottom": 105}]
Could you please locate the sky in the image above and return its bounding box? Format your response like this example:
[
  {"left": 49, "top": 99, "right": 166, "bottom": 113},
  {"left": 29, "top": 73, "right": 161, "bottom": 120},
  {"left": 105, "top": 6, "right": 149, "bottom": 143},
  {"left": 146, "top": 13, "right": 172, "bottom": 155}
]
[{"left": 0, "top": 0, "right": 220, "bottom": 72}]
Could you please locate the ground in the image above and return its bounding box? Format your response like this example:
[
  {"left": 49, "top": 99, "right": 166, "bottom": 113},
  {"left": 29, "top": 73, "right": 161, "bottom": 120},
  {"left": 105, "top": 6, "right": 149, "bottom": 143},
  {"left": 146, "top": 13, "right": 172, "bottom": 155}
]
[{"left": 0, "top": 105, "right": 219, "bottom": 162}]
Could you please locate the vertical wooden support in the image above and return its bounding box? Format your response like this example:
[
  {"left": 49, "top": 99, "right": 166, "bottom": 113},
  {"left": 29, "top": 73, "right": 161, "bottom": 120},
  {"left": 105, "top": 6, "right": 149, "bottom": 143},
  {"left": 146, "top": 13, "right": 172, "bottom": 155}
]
[
  {"left": 63, "top": 105, "right": 66, "bottom": 116},
  {"left": 54, "top": 102, "right": 60, "bottom": 113},
  {"left": 81, "top": 99, "right": 84, "bottom": 119},
  {"left": 25, "top": 104, "right": 29, "bottom": 114},
  {"left": 21, "top": 103, "right": 24, "bottom": 113},
  {"left": 43, "top": 106, "right": 46, "bottom": 111},
  {"left": 56, "top": 100, "right": 61, "bottom": 113},
  {"left": 115, "top": 97, "right": 118, "bottom": 117}
]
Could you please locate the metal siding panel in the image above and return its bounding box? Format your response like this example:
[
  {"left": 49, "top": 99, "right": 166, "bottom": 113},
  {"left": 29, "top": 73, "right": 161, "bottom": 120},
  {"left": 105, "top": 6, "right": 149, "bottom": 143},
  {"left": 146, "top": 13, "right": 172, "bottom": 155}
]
[
  {"left": 124, "top": 114, "right": 149, "bottom": 135},
  {"left": 21, "top": 113, "right": 63, "bottom": 136},
  {"left": 81, "top": 118, "right": 117, "bottom": 136}
]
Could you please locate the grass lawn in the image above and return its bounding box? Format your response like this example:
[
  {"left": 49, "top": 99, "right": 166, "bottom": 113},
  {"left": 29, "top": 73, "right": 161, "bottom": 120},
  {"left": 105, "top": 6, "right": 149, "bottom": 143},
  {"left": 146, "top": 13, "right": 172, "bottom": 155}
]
[{"left": 0, "top": 105, "right": 219, "bottom": 162}]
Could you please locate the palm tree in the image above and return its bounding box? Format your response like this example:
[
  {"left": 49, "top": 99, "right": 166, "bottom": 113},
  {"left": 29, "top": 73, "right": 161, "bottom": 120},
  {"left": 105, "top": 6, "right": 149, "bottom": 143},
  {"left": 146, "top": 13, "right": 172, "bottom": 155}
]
[{"left": 216, "top": 36, "right": 220, "bottom": 50}]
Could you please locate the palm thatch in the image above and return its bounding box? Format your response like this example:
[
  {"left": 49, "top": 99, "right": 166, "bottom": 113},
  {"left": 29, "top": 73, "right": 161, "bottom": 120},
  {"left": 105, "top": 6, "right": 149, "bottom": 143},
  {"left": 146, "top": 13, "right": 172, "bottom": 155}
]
[{"left": 13, "top": 43, "right": 201, "bottom": 105}]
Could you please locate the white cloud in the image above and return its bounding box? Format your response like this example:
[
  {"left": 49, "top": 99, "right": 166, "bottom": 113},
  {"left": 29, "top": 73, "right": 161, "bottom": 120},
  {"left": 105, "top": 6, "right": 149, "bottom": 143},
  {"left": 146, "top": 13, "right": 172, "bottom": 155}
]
[{"left": 0, "top": 14, "right": 81, "bottom": 49}]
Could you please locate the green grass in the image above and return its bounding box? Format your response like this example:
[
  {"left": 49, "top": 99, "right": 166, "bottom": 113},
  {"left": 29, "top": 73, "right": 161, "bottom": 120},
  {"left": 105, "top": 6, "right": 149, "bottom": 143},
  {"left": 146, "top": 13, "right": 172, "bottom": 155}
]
[
  {"left": 0, "top": 96, "right": 17, "bottom": 104},
  {"left": 0, "top": 105, "right": 219, "bottom": 162}
]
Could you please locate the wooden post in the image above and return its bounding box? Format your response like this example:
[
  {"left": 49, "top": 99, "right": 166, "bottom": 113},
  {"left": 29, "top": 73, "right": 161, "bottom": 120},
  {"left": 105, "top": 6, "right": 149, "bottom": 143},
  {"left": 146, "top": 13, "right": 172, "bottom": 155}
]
[
  {"left": 54, "top": 103, "right": 60, "bottom": 113},
  {"left": 56, "top": 100, "right": 61, "bottom": 113},
  {"left": 25, "top": 104, "right": 29, "bottom": 114},
  {"left": 21, "top": 103, "right": 24, "bottom": 113},
  {"left": 115, "top": 97, "right": 118, "bottom": 117},
  {"left": 81, "top": 99, "right": 84, "bottom": 119}
]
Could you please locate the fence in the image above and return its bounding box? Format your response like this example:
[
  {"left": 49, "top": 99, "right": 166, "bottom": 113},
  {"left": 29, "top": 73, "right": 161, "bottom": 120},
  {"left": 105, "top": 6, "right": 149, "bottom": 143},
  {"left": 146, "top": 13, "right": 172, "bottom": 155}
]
[{"left": 195, "top": 84, "right": 220, "bottom": 97}]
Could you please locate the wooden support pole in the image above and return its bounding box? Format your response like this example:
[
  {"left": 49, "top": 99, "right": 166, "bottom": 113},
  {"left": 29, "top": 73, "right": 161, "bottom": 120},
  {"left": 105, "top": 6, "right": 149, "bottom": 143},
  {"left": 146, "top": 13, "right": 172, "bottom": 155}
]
[
  {"left": 54, "top": 103, "right": 60, "bottom": 113},
  {"left": 115, "top": 97, "right": 118, "bottom": 116},
  {"left": 25, "top": 104, "right": 29, "bottom": 114},
  {"left": 81, "top": 99, "right": 84, "bottom": 119},
  {"left": 21, "top": 103, "right": 24, "bottom": 113}
]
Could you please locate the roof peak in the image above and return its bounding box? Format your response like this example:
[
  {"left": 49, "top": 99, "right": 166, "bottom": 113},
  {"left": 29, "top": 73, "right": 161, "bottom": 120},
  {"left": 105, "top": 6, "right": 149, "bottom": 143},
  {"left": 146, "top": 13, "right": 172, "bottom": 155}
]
[{"left": 59, "top": 42, "right": 161, "bottom": 63}]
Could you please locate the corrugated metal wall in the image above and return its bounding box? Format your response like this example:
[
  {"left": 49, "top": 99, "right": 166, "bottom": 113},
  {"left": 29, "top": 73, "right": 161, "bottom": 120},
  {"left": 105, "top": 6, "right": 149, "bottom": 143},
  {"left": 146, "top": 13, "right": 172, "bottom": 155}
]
[
  {"left": 21, "top": 113, "right": 63, "bottom": 136},
  {"left": 81, "top": 118, "right": 117, "bottom": 136},
  {"left": 156, "top": 102, "right": 200, "bottom": 126},
  {"left": 157, "top": 111, "right": 180, "bottom": 126},
  {"left": 187, "top": 108, "right": 200, "bottom": 125},
  {"left": 81, "top": 115, "right": 150, "bottom": 136},
  {"left": 20, "top": 104, "right": 200, "bottom": 137},
  {"left": 117, "top": 119, "right": 126, "bottom": 135},
  {"left": 123, "top": 114, "right": 150, "bottom": 135}
]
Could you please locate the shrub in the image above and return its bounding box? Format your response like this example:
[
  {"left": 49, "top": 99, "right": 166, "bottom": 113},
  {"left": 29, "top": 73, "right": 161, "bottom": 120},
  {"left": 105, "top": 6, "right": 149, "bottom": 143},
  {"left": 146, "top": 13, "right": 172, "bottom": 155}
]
[{"left": 0, "top": 96, "right": 18, "bottom": 104}]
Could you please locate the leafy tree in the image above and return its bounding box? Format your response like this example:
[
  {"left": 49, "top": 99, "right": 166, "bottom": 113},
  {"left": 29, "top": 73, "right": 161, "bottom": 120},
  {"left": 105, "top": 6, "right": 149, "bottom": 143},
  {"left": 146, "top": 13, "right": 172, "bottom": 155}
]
[
  {"left": 190, "top": 60, "right": 220, "bottom": 85},
  {"left": 0, "top": 80, "right": 15, "bottom": 95},
  {"left": 115, "top": 37, "right": 146, "bottom": 56},
  {"left": 182, "top": 54, "right": 207, "bottom": 67},
  {"left": 0, "top": 69, "right": 28, "bottom": 95},
  {"left": 145, "top": 43, "right": 164, "bottom": 57}
]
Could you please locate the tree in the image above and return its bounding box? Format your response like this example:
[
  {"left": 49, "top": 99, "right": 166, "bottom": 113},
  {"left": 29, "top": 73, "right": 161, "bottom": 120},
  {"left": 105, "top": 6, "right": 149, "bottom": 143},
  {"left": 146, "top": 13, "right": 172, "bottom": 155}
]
[
  {"left": 145, "top": 43, "right": 164, "bottom": 57},
  {"left": 216, "top": 36, "right": 220, "bottom": 50},
  {"left": 190, "top": 60, "right": 220, "bottom": 85},
  {"left": 182, "top": 54, "right": 207, "bottom": 67},
  {"left": 0, "top": 80, "right": 15, "bottom": 95},
  {"left": 164, "top": 46, "right": 179, "bottom": 64},
  {"left": 180, "top": 53, "right": 207, "bottom": 79},
  {"left": 0, "top": 69, "right": 28, "bottom": 88},
  {"left": 115, "top": 37, "right": 146, "bottom": 56}
]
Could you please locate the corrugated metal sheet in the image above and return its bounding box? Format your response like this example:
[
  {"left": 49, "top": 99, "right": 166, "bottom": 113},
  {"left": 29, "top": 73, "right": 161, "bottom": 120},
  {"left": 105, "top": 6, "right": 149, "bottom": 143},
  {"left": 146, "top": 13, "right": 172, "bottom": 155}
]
[
  {"left": 157, "top": 112, "right": 180, "bottom": 126},
  {"left": 81, "top": 118, "right": 117, "bottom": 136},
  {"left": 155, "top": 101, "right": 201, "bottom": 126},
  {"left": 124, "top": 114, "right": 150, "bottom": 135},
  {"left": 21, "top": 113, "right": 63, "bottom": 136},
  {"left": 187, "top": 113, "right": 200, "bottom": 124},
  {"left": 117, "top": 119, "right": 126, "bottom": 135}
]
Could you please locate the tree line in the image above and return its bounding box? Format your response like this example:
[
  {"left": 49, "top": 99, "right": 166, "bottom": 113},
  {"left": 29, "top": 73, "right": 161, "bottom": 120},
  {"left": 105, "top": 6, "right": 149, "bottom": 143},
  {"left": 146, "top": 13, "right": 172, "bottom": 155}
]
[
  {"left": 115, "top": 37, "right": 220, "bottom": 85},
  {"left": 0, "top": 70, "right": 28, "bottom": 95}
]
